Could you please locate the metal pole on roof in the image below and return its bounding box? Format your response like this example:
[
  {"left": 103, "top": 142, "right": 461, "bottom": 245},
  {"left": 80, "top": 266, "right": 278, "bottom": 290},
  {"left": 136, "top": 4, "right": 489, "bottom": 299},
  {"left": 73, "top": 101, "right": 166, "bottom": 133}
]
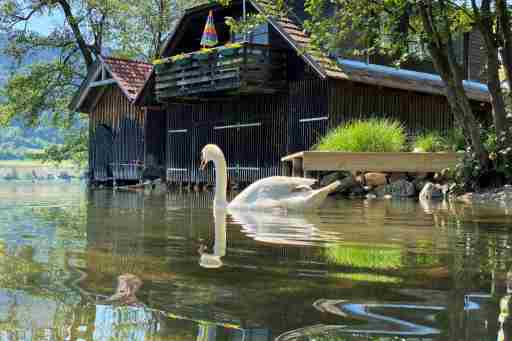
[{"left": 243, "top": 0, "right": 247, "bottom": 42}]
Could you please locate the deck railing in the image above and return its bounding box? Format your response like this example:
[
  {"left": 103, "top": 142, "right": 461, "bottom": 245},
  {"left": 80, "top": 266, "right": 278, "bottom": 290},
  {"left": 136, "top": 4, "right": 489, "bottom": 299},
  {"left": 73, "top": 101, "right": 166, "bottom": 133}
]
[
  {"left": 155, "top": 43, "right": 287, "bottom": 101},
  {"left": 110, "top": 163, "right": 144, "bottom": 182}
]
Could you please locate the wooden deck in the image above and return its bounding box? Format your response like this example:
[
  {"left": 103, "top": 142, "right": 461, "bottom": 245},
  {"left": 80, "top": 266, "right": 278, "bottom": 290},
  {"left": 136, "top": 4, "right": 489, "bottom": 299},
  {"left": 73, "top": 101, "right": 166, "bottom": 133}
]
[
  {"left": 281, "top": 151, "right": 463, "bottom": 177},
  {"left": 155, "top": 43, "right": 287, "bottom": 101}
]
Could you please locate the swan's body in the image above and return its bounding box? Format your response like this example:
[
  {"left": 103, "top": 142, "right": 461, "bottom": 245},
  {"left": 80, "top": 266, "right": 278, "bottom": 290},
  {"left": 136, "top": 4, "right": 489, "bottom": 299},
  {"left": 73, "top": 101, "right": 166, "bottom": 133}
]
[{"left": 200, "top": 144, "right": 340, "bottom": 210}]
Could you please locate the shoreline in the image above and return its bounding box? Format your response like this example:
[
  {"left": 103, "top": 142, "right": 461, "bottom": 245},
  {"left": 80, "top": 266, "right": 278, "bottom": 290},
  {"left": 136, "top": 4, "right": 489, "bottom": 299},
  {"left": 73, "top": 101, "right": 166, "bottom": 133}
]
[{"left": 456, "top": 185, "right": 512, "bottom": 207}]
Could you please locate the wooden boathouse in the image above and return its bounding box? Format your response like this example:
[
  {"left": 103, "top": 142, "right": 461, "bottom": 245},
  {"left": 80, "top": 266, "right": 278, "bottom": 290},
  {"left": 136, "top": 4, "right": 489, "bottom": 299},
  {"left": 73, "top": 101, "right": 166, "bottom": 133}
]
[
  {"left": 70, "top": 57, "right": 153, "bottom": 184},
  {"left": 74, "top": 0, "right": 491, "bottom": 185},
  {"left": 134, "top": 0, "right": 491, "bottom": 185}
]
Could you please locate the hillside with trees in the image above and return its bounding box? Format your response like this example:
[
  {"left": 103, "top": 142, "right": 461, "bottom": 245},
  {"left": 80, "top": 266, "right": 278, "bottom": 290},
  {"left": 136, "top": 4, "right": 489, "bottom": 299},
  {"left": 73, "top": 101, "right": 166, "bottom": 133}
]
[{"left": 0, "top": 33, "right": 65, "bottom": 160}]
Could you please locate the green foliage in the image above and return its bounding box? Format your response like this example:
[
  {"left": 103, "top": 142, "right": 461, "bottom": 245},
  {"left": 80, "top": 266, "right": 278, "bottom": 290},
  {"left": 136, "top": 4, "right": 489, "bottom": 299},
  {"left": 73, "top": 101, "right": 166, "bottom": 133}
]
[
  {"left": 0, "top": 60, "right": 78, "bottom": 127},
  {"left": 224, "top": 0, "right": 286, "bottom": 40},
  {"left": 0, "top": 123, "right": 63, "bottom": 160},
  {"left": 450, "top": 122, "right": 512, "bottom": 191},
  {"left": 324, "top": 245, "right": 403, "bottom": 270},
  {"left": 445, "top": 128, "right": 467, "bottom": 152},
  {"left": 314, "top": 119, "right": 406, "bottom": 152},
  {"left": 413, "top": 131, "right": 447, "bottom": 152},
  {"left": 34, "top": 125, "right": 89, "bottom": 168},
  {"left": 484, "top": 125, "right": 512, "bottom": 180},
  {"left": 303, "top": 0, "right": 474, "bottom": 63},
  {"left": 0, "top": 0, "right": 202, "bottom": 164},
  {"left": 413, "top": 129, "right": 466, "bottom": 152}
]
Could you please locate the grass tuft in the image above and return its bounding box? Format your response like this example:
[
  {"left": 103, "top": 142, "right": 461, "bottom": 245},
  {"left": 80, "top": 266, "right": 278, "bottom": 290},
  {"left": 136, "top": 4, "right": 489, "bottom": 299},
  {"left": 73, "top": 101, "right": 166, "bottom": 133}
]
[
  {"left": 413, "top": 128, "right": 466, "bottom": 152},
  {"left": 314, "top": 119, "right": 406, "bottom": 152},
  {"left": 413, "top": 132, "right": 446, "bottom": 152}
]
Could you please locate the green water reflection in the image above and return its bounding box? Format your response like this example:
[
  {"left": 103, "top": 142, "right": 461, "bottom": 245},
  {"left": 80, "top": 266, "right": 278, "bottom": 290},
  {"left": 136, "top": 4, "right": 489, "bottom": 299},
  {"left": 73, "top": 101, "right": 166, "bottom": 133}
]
[{"left": 0, "top": 183, "right": 511, "bottom": 340}]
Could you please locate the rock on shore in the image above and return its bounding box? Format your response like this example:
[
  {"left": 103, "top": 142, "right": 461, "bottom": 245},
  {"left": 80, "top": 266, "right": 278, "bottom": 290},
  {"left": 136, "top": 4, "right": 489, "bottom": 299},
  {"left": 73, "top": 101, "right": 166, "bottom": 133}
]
[{"left": 456, "top": 185, "right": 512, "bottom": 207}]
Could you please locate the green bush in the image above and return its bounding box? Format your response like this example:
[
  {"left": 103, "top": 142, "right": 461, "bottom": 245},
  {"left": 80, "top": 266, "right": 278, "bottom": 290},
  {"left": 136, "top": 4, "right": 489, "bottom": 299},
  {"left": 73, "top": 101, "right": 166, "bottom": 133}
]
[
  {"left": 413, "top": 129, "right": 467, "bottom": 152},
  {"left": 314, "top": 119, "right": 406, "bottom": 152},
  {"left": 413, "top": 132, "right": 446, "bottom": 152},
  {"left": 445, "top": 128, "right": 466, "bottom": 152}
]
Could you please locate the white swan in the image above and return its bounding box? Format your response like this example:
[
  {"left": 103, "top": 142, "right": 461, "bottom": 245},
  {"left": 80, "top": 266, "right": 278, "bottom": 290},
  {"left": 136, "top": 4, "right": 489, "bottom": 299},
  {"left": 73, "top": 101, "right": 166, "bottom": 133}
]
[{"left": 199, "top": 144, "right": 340, "bottom": 210}]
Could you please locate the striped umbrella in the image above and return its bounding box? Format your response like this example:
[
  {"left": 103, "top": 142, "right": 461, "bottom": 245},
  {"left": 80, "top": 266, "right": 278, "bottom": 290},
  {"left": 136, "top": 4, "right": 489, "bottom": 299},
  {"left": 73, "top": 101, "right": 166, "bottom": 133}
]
[{"left": 200, "top": 10, "right": 218, "bottom": 48}]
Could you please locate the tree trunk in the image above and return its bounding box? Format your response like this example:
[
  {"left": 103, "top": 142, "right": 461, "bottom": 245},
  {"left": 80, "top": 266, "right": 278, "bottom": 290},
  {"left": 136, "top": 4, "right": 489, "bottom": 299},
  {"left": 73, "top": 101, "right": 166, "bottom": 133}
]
[
  {"left": 497, "top": 0, "right": 512, "bottom": 98},
  {"left": 475, "top": 17, "right": 509, "bottom": 138},
  {"left": 418, "top": 2, "right": 488, "bottom": 166}
]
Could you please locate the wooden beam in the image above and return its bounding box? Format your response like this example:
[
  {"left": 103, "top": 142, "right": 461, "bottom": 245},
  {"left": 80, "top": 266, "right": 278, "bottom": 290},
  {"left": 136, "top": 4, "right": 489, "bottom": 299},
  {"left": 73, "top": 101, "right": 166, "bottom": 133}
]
[
  {"left": 90, "top": 79, "right": 117, "bottom": 87},
  {"left": 73, "top": 62, "right": 103, "bottom": 112},
  {"left": 292, "top": 158, "right": 304, "bottom": 177},
  {"left": 282, "top": 151, "right": 463, "bottom": 174},
  {"left": 88, "top": 86, "right": 107, "bottom": 112}
]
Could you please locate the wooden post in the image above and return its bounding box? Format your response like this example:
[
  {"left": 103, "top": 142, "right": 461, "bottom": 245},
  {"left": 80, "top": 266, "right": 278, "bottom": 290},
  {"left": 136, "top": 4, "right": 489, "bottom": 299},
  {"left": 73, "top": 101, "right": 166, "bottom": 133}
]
[
  {"left": 292, "top": 158, "right": 304, "bottom": 178},
  {"left": 282, "top": 161, "right": 292, "bottom": 176}
]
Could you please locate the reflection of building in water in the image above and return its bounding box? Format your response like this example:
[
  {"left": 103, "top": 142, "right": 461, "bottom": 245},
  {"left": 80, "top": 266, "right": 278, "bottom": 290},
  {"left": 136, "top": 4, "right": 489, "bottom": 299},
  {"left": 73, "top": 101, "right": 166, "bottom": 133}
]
[
  {"left": 81, "top": 190, "right": 275, "bottom": 339},
  {"left": 80, "top": 190, "right": 512, "bottom": 340},
  {"left": 92, "top": 304, "right": 159, "bottom": 340}
]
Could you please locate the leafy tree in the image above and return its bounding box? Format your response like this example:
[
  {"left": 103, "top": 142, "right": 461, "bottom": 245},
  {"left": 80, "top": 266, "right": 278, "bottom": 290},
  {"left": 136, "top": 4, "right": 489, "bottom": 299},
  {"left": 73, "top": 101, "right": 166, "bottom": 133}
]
[
  {"left": 303, "top": 0, "right": 512, "bottom": 178},
  {"left": 0, "top": 0, "right": 197, "bottom": 164}
]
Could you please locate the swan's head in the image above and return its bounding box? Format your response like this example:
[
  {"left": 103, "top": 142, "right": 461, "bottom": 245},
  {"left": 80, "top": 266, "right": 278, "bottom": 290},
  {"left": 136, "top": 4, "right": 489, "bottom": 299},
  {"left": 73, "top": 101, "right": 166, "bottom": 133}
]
[
  {"left": 199, "top": 254, "right": 223, "bottom": 269},
  {"left": 200, "top": 144, "right": 225, "bottom": 170}
]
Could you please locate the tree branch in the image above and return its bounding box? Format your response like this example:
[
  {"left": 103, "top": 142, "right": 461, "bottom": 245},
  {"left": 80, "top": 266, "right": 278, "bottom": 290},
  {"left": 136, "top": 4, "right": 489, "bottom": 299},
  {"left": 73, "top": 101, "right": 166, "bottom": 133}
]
[{"left": 57, "top": 0, "right": 95, "bottom": 68}]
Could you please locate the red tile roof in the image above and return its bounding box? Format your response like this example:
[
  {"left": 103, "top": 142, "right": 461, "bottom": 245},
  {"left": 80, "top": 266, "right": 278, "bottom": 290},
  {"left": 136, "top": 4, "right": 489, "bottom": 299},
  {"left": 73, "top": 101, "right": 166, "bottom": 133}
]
[{"left": 103, "top": 57, "right": 153, "bottom": 102}]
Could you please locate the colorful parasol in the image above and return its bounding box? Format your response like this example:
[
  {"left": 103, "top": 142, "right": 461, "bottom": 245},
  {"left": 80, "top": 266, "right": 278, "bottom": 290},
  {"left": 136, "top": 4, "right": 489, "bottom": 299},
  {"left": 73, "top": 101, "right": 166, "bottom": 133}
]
[{"left": 200, "top": 10, "right": 218, "bottom": 48}]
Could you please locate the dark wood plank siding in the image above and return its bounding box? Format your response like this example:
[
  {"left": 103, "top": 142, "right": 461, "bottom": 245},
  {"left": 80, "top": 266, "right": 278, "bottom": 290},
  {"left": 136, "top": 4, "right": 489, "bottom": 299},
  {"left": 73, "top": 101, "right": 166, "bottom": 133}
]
[
  {"left": 89, "top": 86, "right": 145, "bottom": 182},
  {"left": 162, "top": 79, "right": 454, "bottom": 184},
  {"left": 287, "top": 79, "right": 330, "bottom": 153},
  {"left": 166, "top": 95, "right": 288, "bottom": 184},
  {"left": 327, "top": 79, "right": 453, "bottom": 134},
  {"left": 145, "top": 108, "right": 167, "bottom": 168}
]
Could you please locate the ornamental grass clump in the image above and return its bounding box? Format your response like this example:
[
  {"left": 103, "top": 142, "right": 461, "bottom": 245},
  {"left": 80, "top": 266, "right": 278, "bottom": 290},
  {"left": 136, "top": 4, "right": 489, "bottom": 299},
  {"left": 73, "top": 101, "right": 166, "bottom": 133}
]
[
  {"left": 413, "top": 131, "right": 446, "bottom": 152},
  {"left": 314, "top": 119, "right": 406, "bottom": 152}
]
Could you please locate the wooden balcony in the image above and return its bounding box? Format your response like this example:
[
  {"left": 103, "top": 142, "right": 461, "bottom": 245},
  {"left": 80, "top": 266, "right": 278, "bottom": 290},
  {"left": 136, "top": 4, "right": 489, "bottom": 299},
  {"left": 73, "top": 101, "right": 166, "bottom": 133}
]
[{"left": 154, "top": 43, "right": 287, "bottom": 101}]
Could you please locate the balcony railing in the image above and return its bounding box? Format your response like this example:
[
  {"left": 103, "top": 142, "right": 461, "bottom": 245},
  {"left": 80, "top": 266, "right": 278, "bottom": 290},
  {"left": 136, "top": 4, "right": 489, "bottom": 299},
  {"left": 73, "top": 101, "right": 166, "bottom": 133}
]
[{"left": 154, "top": 43, "right": 287, "bottom": 101}]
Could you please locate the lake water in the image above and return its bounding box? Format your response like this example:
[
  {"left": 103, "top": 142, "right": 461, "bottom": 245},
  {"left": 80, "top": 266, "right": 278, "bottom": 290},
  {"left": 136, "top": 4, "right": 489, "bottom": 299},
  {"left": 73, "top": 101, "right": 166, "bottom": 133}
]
[{"left": 1, "top": 182, "right": 512, "bottom": 340}]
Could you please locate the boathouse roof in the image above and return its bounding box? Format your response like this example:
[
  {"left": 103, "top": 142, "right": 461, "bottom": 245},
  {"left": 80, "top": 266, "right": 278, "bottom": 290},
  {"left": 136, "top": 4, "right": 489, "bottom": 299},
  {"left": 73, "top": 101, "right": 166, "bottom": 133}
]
[
  {"left": 136, "top": 0, "right": 490, "bottom": 103},
  {"left": 71, "top": 56, "right": 152, "bottom": 113}
]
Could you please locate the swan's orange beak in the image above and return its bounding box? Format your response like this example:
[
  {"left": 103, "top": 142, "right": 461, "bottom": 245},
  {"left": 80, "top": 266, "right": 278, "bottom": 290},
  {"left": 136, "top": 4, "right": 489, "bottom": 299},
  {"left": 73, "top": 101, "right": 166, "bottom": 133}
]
[{"left": 200, "top": 157, "right": 207, "bottom": 171}]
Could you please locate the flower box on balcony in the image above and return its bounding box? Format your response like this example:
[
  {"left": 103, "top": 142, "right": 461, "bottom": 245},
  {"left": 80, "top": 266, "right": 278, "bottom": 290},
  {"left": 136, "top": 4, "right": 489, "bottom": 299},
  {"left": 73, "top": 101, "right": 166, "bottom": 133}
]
[
  {"left": 172, "top": 53, "right": 193, "bottom": 66},
  {"left": 219, "top": 48, "right": 238, "bottom": 57},
  {"left": 193, "top": 48, "right": 215, "bottom": 62},
  {"left": 154, "top": 62, "right": 171, "bottom": 74}
]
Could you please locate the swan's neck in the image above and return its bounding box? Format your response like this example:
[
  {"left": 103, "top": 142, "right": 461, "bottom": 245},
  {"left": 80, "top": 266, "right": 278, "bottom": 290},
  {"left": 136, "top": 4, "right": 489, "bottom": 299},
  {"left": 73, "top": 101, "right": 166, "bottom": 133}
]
[{"left": 212, "top": 154, "right": 228, "bottom": 208}]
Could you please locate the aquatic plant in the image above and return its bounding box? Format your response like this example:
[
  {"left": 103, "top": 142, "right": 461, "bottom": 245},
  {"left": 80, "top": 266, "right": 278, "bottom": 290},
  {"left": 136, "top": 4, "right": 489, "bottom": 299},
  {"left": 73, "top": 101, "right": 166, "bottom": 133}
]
[{"left": 314, "top": 119, "right": 406, "bottom": 152}]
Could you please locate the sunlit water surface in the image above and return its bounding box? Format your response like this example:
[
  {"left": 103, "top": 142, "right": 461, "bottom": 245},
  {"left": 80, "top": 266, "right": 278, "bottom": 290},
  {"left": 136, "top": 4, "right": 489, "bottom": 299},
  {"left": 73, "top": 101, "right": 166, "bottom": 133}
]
[{"left": 1, "top": 182, "right": 512, "bottom": 340}]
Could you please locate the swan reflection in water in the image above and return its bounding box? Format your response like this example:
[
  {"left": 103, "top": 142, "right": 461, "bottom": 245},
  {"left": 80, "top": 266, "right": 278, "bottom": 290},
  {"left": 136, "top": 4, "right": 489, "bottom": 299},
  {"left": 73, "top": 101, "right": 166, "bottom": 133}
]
[
  {"left": 199, "top": 208, "right": 227, "bottom": 269},
  {"left": 198, "top": 208, "right": 328, "bottom": 269},
  {"left": 229, "top": 208, "right": 331, "bottom": 246}
]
